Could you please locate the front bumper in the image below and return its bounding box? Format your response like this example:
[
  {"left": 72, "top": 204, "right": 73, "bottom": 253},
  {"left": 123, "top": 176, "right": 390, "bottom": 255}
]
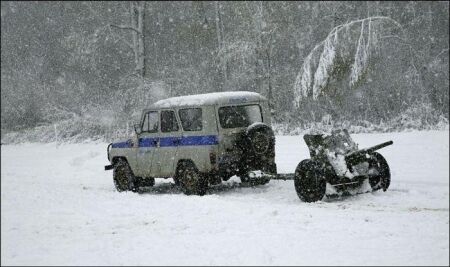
[{"left": 104, "top": 164, "right": 114, "bottom": 171}]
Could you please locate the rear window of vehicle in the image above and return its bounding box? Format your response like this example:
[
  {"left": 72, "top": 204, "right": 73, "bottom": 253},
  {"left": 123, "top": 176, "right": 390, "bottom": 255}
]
[
  {"left": 179, "top": 108, "right": 203, "bottom": 131},
  {"left": 218, "top": 104, "right": 262, "bottom": 129}
]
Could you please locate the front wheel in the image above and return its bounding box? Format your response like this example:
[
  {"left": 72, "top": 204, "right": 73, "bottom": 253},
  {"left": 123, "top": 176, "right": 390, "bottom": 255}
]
[
  {"left": 294, "top": 160, "right": 326, "bottom": 202},
  {"left": 113, "top": 158, "right": 137, "bottom": 192}
]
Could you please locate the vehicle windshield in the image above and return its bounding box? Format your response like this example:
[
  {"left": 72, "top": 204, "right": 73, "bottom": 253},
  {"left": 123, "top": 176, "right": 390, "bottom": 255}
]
[{"left": 218, "top": 104, "right": 262, "bottom": 128}]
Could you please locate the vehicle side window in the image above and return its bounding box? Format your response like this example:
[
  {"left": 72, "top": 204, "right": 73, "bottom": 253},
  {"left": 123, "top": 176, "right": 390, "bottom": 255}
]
[
  {"left": 179, "top": 108, "right": 202, "bottom": 131},
  {"left": 142, "top": 111, "right": 158, "bottom": 133},
  {"left": 161, "top": 110, "right": 179, "bottom": 132}
]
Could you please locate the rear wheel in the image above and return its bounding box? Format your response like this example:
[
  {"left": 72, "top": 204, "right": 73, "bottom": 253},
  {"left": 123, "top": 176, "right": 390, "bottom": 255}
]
[
  {"left": 294, "top": 160, "right": 326, "bottom": 202},
  {"left": 368, "top": 152, "right": 391, "bottom": 191},
  {"left": 177, "top": 162, "right": 208, "bottom": 196},
  {"left": 113, "top": 158, "right": 137, "bottom": 192}
]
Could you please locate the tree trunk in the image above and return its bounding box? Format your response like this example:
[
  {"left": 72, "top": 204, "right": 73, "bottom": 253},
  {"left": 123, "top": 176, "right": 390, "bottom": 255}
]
[
  {"left": 129, "top": 1, "right": 145, "bottom": 79},
  {"left": 130, "top": 2, "right": 139, "bottom": 74},
  {"left": 137, "top": 1, "right": 145, "bottom": 78},
  {"left": 266, "top": 47, "right": 273, "bottom": 110},
  {"left": 215, "top": 1, "right": 227, "bottom": 85}
]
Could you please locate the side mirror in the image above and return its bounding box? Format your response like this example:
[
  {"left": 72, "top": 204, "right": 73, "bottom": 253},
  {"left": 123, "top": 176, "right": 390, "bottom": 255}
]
[{"left": 134, "top": 124, "right": 142, "bottom": 135}]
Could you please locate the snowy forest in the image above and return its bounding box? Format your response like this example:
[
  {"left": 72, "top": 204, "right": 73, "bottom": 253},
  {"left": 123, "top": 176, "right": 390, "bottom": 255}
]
[{"left": 1, "top": 1, "right": 449, "bottom": 142}]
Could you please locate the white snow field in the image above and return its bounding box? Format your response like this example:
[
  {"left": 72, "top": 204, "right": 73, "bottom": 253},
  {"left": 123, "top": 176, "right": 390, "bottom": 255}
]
[{"left": 1, "top": 131, "right": 449, "bottom": 265}]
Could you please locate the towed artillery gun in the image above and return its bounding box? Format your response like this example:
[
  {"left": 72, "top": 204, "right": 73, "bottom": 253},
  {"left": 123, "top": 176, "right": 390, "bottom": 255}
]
[{"left": 293, "top": 129, "right": 393, "bottom": 202}]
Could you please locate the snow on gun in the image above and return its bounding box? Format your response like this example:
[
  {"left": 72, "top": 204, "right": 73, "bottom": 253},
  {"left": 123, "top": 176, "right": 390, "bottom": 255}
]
[{"left": 293, "top": 129, "right": 393, "bottom": 202}]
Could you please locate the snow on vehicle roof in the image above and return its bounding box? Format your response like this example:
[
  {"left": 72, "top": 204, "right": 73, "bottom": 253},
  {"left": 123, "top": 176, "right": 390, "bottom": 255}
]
[{"left": 152, "top": 91, "right": 266, "bottom": 108}]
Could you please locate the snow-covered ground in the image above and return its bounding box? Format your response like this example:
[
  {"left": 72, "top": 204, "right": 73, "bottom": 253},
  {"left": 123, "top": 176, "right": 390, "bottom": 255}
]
[{"left": 1, "top": 131, "right": 449, "bottom": 265}]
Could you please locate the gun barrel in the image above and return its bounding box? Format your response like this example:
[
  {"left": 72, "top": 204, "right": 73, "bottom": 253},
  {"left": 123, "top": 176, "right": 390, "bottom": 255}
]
[
  {"left": 346, "top": 140, "right": 393, "bottom": 163},
  {"left": 365, "top": 140, "right": 393, "bottom": 154}
]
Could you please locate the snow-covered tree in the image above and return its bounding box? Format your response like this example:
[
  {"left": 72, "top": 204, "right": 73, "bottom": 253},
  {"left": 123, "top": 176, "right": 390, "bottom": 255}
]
[{"left": 293, "top": 16, "right": 404, "bottom": 107}]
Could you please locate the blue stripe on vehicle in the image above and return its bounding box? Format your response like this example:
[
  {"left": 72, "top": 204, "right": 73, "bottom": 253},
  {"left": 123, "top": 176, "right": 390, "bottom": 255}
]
[
  {"left": 111, "top": 141, "right": 131, "bottom": 148},
  {"left": 138, "top": 137, "right": 158, "bottom": 147},
  {"left": 179, "top": 135, "right": 218, "bottom": 146},
  {"left": 112, "top": 135, "right": 218, "bottom": 149},
  {"left": 159, "top": 137, "right": 177, "bottom": 147}
]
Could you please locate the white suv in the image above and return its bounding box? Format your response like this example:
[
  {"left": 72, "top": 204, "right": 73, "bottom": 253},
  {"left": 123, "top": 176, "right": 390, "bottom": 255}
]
[{"left": 105, "top": 91, "right": 277, "bottom": 195}]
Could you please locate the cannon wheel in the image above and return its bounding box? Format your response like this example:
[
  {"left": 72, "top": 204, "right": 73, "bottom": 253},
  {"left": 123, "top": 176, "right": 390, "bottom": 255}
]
[
  {"left": 294, "top": 160, "right": 326, "bottom": 202},
  {"left": 368, "top": 152, "right": 391, "bottom": 191}
]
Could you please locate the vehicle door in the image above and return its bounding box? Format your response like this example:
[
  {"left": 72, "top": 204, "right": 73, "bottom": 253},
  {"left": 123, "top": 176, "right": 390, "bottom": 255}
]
[
  {"left": 158, "top": 109, "right": 182, "bottom": 177},
  {"left": 176, "top": 107, "right": 217, "bottom": 173},
  {"left": 137, "top": 110, "right": 159, "bottom": 177}
]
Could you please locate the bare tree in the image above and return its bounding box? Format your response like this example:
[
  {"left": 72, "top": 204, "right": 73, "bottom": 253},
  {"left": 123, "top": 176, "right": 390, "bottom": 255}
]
[
  {"left": 215, "top": 1, "right": 227, "bottom": 84},
  {"left": 110, "top": 1, "right": 146, "bottom": 79},
  {"left": 254, "top": 1, "right": 278, "bottom": 109}
]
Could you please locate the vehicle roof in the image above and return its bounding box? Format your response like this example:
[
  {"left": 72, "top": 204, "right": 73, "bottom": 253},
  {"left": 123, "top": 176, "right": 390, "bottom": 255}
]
[{"left": 150, "top": 91, "right": 267, "bottom": 109}]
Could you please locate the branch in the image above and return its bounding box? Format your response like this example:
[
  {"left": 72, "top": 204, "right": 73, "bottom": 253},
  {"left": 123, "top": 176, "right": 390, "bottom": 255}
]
[
  {"left": 109, "top": 24, "right": 141, "bottom": 34},
  {"left": 306, "top": 16, "right": 405, "bottom": 61},
  {"left": 293, "top": 16, "right": 407, "bottom": 104}
]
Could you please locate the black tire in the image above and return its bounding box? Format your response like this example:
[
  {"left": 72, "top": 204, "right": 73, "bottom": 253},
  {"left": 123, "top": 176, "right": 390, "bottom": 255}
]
[
  {"left": 177, "top": 162, "right": 208, "bottom": 196},
  {"left": 113, "top": 158, "right": 137, "bottom": 192},
  {"left": 237, "top": 124, "right": 276, "bottom": 185},
  {"left": 368, "top": 152, "right": 391, "bottom": 191},
  {"left": 244, "top": 124, "right": 275, "bottom": 156},
  {"left": 294, "top": 160, "right": 326, "bottom": 202}
]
